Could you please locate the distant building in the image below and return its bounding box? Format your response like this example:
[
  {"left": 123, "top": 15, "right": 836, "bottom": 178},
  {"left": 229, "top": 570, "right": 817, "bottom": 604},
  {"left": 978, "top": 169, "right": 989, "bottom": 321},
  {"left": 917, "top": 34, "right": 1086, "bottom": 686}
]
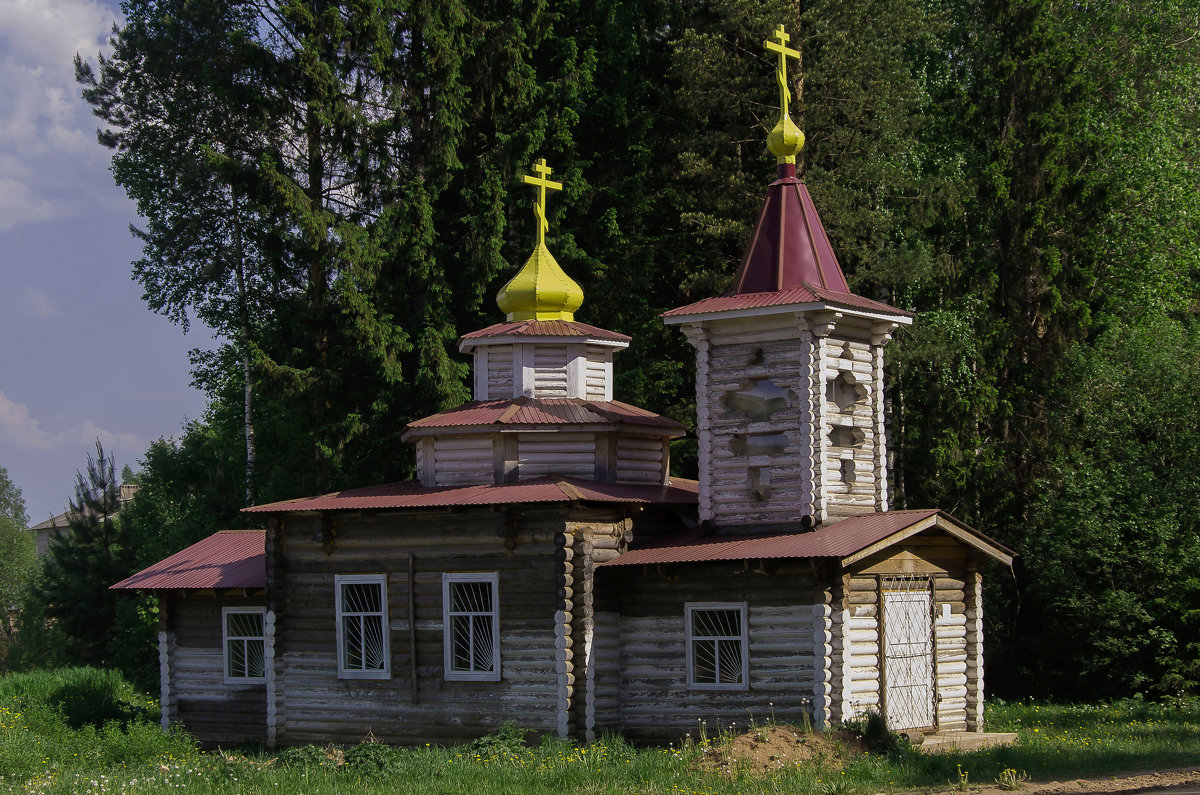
[{"left": 30, "top": 483, "right": 140, "bottom": 557}]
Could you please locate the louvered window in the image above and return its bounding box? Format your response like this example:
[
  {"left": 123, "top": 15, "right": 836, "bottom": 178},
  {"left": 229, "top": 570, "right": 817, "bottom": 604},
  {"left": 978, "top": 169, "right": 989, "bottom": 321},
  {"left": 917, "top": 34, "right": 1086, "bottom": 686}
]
[
  {"left": 443, "top": 572, "right": 500, "bottom": 681},
  {"left": 223, "top": 607, "right": 266, "bottom": 682},
  {"left": 686, "top": 603, "right": 748, "bottom": 690},
  {"left": 336, "top": 575, "right": 389, "bottom": 679}
]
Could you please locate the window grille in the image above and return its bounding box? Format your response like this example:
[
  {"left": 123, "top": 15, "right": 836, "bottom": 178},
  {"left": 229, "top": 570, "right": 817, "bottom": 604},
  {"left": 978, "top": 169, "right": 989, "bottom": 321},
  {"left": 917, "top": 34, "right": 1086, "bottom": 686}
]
[
  {"left": 686, "top": 603, "right": 748, "bottom": 690},
  {"left": 223, "top": 607, "right": 265, "bottom": 682},
  {"left": 443, "top": 573, "right": 500, "bottom": 681},
  {"left": 336, "top": 575, "right": 389, "bottom": 678}
]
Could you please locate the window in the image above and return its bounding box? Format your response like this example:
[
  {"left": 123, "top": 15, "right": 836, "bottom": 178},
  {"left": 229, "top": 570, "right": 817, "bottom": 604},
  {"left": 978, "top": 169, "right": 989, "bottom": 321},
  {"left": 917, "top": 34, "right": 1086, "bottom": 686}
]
[
  {"left": 443, "top": 572, "right": 500, "bottom": 681},
  {"left": 336, "top": 574, "right": 389, "bottom": 679},
  {"left": 223, "top": 607, "right": 266, "bottom": 683},
  {"left": 686, "top": 603, "right": 748, "bottom": 690}
]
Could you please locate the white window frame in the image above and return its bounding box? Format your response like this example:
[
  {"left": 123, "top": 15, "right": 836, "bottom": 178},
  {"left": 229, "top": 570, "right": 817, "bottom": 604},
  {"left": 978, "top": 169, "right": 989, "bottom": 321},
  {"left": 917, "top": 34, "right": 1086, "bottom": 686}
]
[
  {"left": 222, "top": 606, "right": 267, "bottom": 684},
  {"left": 685, "top": 602, "right": 749, "bottom": 691},
  {"left": 442, "top": 572, "right": 501, "bottom": 681},
  {"left": 335, "top": 574, "right": 390, "bottom": 680}
]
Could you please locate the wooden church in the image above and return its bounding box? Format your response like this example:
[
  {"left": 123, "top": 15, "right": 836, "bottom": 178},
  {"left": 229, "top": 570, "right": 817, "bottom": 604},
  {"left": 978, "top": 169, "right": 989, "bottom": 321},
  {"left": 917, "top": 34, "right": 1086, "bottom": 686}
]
[{"left": 114, "top": 25, "right": 1012, "bottom": 748}]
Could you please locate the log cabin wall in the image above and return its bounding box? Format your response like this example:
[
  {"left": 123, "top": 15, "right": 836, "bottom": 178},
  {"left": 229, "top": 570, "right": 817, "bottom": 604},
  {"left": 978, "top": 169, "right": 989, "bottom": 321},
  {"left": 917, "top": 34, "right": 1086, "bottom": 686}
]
[
  {"left": 692, "top": 314, "right": 820, "bottom": 526},
  {"left": 820, "top": 321, "right": 890, "bottom": 521},
  {"left": 161, "top": 592, "right": 267, "bottom": 745},
  {"left": 841, "top": 530, "right": 976, "bottom": 732},
  {"left": 683, "top": 313, "right": 894, "bottom": 527},
  {"left": 595, "top": 561, "right": 821, "bottom": 744},
  {"left": 268, "top": 505, "right": 633, "bottom": 746}
]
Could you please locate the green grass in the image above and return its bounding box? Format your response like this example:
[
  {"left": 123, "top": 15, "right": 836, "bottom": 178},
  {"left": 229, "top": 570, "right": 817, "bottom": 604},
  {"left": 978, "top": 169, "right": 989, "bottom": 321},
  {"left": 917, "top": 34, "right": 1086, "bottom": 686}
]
[{"left": 2, "top": 669, "right": 1198, "bottom": 794}]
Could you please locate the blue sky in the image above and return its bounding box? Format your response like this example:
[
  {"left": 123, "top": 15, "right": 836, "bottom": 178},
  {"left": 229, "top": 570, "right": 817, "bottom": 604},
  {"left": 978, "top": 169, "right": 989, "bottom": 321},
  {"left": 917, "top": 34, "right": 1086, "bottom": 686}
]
[{"left": 1, "top": 0, "right": 210, "bottom": 523}]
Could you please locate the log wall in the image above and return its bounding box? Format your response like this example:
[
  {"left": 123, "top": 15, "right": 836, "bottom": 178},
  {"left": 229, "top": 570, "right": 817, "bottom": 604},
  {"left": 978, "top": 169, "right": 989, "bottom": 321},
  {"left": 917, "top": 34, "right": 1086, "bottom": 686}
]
[
  {"left": 268, "top": 505, "right": 632, "bottom": 747},
  {"left": 432, "top": 436, "right": 495, "bottom": 486},
  {"left": 678, "top": 313, "right": 899, "bottom": 526},
  {"left": 162, "top": 592, "right": 267, "bottom": 746},
  {"left": 596, "top": 561, "right": 821, "bottom": 744},
  {"left": 614, "top": 435, "right": 665, "bottom": 484}
]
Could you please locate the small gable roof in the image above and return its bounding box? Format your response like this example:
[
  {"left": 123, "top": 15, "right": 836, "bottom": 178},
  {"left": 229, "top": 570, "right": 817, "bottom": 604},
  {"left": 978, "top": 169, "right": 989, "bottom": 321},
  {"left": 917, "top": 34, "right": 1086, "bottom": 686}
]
[
  {"left": 601, "top": 509, "right": 1013, "bottom": 568},
  {"left": 111, "top": 530, "right": 266, "bottom": 591},
  {"left": 244, "top": 477, "right": 699, "bottom": 514}
]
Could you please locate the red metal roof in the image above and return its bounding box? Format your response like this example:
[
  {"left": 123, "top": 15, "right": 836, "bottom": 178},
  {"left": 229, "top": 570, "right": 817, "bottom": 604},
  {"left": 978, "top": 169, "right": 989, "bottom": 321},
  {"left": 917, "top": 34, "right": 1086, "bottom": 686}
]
[
  {"left": 406, "top": 398, "right": 686, "bottom": 433},
  {"left": 602, "top": 509, "right": 944, "bottom": 566},
  {"left": 734, "top": 165, "right": 849, "bottom": 295},
  {"left": 111, "top": 530, "right": 265, "bottom": 590},
  {"left": 663, "top": 285, "right": 911, "bottom": 320},
  {"left": 461, "top": 319, "right": 631, "bottom": 343},
  {"left": 244, "top": 477, "right": 699, "bottom": 513},
  {"left": 663, "top": 164, "right": 911, "bottom": 321}
]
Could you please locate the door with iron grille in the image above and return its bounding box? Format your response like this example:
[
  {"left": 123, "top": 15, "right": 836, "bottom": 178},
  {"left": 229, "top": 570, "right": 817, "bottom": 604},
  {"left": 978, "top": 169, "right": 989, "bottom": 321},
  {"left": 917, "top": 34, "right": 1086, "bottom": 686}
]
[{"left": 882, "top": 578, "right": 934, "bottom": 731}]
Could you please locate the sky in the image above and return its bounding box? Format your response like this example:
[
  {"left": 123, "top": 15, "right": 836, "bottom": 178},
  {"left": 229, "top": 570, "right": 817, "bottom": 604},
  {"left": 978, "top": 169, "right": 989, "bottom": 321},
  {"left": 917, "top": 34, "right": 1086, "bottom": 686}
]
[{"left": 0, "top": 0, "right": 211, "bottom": 524}]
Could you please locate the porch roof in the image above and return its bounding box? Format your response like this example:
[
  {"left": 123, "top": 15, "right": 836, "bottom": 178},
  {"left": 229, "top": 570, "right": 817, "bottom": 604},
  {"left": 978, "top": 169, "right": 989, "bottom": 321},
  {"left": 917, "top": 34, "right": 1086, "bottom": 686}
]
[
  {"left": 111, "top": 530, "right": 265, "bottom": 591},
  {"left": 601, "top": 509, "right": 1013, "bottom": 568}
]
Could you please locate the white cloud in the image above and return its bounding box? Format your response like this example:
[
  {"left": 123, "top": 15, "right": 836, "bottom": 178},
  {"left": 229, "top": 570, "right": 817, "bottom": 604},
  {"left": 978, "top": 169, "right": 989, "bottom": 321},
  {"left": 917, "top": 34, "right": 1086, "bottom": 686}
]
[
  {"left": 0, "top": 0, "right": 122, "bottom": 227},
  {"left": 22, "top": 285, "right": 62, "bottom": 318},
  {"left": 0, "top": 176, "right": 57, "bottom": 231},
  {"left": 0, "top": 390, "right": 143, "bottom": 452},
  {"left": 76, "top": 420, "right": 142, "bottom": 452},
  {"left": 0, "top": 390, "right": 54, "bottom": 450}
]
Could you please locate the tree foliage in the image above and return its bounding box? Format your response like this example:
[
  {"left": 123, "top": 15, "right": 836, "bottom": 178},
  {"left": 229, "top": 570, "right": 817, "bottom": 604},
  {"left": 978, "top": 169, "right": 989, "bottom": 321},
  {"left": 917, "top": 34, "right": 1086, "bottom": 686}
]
[
  {"left": 28, "top": 444, "right": 147, "bottom": 678},
  {"left": 73, "top": 0, "right": 1200, "bottom": 697},
  {"left": 0, "top": 467, "right": 35, "bottom": 662}
]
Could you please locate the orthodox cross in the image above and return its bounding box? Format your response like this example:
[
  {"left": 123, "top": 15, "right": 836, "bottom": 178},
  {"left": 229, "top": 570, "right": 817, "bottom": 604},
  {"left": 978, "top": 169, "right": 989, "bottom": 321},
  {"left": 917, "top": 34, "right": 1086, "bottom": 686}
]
[
  {"left": 523, "top": 158, "right": 563, "bottom": 247},
  {"left": 764, "top": 25, "right": 800, "bottom": 119}
]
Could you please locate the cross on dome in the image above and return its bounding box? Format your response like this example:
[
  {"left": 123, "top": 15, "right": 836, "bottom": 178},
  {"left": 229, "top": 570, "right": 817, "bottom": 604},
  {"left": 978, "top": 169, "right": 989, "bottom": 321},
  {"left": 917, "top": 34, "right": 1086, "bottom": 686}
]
[
  {"left": 495, "top": 157, "right": 584, "bottom": 322},
  {"left": 523, "top": 158, "right": 563, "bottom": 248},
  {"left": 764, "top": 25, "right": 800, "bottom": 119},
  {"left": 763, "top": 24, "right": 805, "bottom": 164}
]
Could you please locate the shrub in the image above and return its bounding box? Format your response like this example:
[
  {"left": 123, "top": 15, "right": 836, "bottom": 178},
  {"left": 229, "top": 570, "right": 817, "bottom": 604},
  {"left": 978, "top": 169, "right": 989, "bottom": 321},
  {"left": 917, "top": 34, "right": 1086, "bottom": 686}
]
[
  {"left": 344, "top": 740, "right": 402, "bottom": 774},
  {"left": 276, "top": 744, "right": 336, "bottom": 769},
  {"left": 0, "top": 666, "right": 154, "bottom": 729}
]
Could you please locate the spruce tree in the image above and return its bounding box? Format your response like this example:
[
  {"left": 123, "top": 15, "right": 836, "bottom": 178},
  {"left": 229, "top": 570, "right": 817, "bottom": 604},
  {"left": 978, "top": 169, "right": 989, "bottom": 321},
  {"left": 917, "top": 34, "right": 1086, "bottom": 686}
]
[{"left": 33, "top": 443, "right": 137, "bottom": 667}]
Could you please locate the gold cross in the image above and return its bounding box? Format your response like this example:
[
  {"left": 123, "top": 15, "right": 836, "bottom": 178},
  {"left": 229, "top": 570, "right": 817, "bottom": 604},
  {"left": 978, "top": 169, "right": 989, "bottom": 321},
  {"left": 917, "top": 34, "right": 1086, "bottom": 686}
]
[
  {"left": 522, "top": 158, "right": 563, "bottom": 247},
  {"left": 764, "top": 25, "right": 800, "bottom": 119}
]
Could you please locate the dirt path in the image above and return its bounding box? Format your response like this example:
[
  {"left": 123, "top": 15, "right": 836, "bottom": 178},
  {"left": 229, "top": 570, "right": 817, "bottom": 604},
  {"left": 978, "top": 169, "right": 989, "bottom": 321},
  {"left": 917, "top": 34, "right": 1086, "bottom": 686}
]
[{"left": 926, "top": 767, "right": 1200, "bottom": 795}]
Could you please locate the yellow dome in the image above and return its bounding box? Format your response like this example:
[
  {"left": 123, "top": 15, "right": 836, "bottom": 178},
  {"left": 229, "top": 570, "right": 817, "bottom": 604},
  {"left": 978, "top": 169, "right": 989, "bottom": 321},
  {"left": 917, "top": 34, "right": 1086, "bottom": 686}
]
[{"left": 496, "top": 243, "right": 584, "bottom": 321}]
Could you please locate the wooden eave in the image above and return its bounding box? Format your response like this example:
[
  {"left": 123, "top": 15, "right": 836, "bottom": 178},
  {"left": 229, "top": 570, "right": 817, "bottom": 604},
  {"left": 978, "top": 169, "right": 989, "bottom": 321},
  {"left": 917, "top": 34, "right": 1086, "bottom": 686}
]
[{"left": 839, "top": 513, "right": 1013, "bottom": 568}]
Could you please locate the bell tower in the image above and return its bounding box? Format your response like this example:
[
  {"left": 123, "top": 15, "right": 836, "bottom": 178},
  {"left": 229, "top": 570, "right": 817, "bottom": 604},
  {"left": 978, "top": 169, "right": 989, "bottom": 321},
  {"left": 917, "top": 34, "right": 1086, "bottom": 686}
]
[{"left": 663, "top": 26, "right": 913, "bottom": 528}]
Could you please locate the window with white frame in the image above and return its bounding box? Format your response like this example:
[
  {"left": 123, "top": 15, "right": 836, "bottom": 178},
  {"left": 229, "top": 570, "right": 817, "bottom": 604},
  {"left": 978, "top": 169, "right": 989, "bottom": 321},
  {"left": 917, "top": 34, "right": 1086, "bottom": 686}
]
[
  {"left": 443, "top": 572, "right": 500, "bottom": 681},
  {"left": 223, "top": 607, "right": 266, "bottom": 683},
  {"left": 686, "top": 602, "right": 748, "bottom": 690},
  {"left": 336, "top": 574, "right": 389, "bottom": 679}
]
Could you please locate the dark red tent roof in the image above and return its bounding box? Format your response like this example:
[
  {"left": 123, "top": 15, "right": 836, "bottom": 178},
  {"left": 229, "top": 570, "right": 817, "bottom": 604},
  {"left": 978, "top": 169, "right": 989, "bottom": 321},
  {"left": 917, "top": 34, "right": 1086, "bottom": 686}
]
[
  {"left": 111, "top": 530, "right": 265, "bottom": 590},
  {"left": 664, "top": 164, "right": 910, "bottom": 321}
]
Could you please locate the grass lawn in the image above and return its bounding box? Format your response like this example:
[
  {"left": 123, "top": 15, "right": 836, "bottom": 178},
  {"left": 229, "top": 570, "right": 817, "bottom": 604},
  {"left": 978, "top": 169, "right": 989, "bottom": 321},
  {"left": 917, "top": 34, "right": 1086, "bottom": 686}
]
[{"left": 1, "top": 668, "right": 1197, "bottom": 794}]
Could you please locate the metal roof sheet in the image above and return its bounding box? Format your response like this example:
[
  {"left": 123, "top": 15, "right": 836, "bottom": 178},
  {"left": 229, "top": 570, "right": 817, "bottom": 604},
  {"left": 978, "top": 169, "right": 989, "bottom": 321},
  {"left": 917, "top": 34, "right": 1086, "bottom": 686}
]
[
  {"left": 244, "top": 477, "right": 699, "bottom": 513},
  {"left": 662, "top": 165, "right": 911, "bottom": 322},
  {"left": 732, "top": 167, "right": 850, "bottom": 294},
  {"left": 662, "top": 285, "right": 911, "bottom": 319},
  {"left": 461, "top": 320, "right": 631, "bottom": 343},
  {"left": 406, "top": 398, "right": 686, "bottom": 432},
  {"left": 601, "top": 509, "right": 944, "bottom": 566},
  {"left": 111, "top": 530, "right": 265, "bottom": 590}
]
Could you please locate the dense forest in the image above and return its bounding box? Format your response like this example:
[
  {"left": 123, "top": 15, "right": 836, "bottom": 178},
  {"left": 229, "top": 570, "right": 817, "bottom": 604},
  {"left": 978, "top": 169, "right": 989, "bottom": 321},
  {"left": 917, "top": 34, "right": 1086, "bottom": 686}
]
[{"left": 11, "top": 0, "right": 1198, "bottom": 700}]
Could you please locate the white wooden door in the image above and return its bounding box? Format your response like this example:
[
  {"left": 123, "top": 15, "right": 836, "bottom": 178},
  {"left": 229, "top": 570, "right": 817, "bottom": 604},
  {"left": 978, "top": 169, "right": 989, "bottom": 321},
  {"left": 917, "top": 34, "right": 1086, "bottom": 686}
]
[{"left": 882, "top": 588, "right": 934, "bottom": 730}]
